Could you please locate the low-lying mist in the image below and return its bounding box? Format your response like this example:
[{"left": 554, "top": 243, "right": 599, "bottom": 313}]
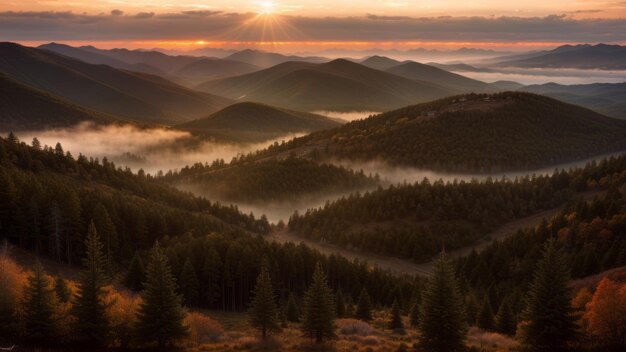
[
  {"left": 313, "top": 111, "right": 381, "bottom": 122},
  {"left": 459, "top": 68, "right": 626, "bottom": 85},
  {"left": 12, "top": 122, "right": 302, "bottom": 174}
]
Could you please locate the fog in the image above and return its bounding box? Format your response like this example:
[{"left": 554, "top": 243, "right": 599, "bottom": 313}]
[
  {"left": 312, "top": 110, "right": 381, "bottom": 122},
  {"left": 457, "top": 68, "right": 626, "bottom": 85},
  {"left": 13, "top": 122, "right": 302, "bottom": 174}
]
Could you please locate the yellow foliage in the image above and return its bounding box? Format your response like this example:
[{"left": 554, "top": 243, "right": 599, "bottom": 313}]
[
  {"left": 105, "top": 287, "right": 141, "bottom": 348},
  {"left": 185, "top": 311, "right": 224, "bottom": 345}
]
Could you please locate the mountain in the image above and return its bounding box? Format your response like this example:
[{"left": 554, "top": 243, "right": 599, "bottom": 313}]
[
  {"left": 427, "top": 62, "right": 492, "bottom": 73},
  {"left": 255, "top": 92, "right": 626, "bottom": 172},
  {"left": 491, "top": 80, "right": 525, "bottom": 90},
  {"left": 495, "top": 44, "right": 626, "bottom": 70},
  {"left": 224, "top": 49, "right": 329, "bottom": 68},
  {"left": 177, "top": 102, "right": 342, "bottom": 141},
  {"left": 196, "top": 59, "right": 455, "bottom": 111},
  {"left": 360, "top": 55, "right": 404, "bottom": 70},
  {"left": 0, "top": 73, "right": 119, "bottom": 131},
  {"left": 174, "top": 58, "right": 261, "bottom": 85},
  {"left": 0, "top": 42, "right": 232, "bottom": 124},
  {"left": 79, "top": 45, "right": 202, "bottom": 72},
  {"left": 520, "top": 82, "right": 626, "bottom": 119},
  {"left": 38, "top": 43, "right": 164, "bottom": 75},
  {"left": 385, "top": 61, "right": 496, "bottom": 93}
]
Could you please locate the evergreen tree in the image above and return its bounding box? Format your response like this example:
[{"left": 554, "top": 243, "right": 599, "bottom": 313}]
[
  {"left": 124, "top": 252, "right": 146, "bottom": 291},
  {"left": 494, "top": 299, "right": 516, "bottom": 335},
  {"left": 136, "top": 243, "right": 188, "bottom": 348},
  {"left": 476, "top": 297, "right": 494, "bottom": 330},
  {"left": 179, "top": 258, "right": 199, "bottom": 307},
  {"left": 418, "top": 252, "right": 467, "bottom": 352},
  {"left": 335, "top": 289, "right": 345, "bottom": 318},
  {"left": 286, "top": 292, "right": 300, "bottom": 322},
  {"left": 248, "top": 265, "right": 280, "bottom": 339},
  {"left": 409, "top": 301, "right": 420, "bottom": 327},
  {"left": 72, "top": 222, "right": 110, "bottom": 346},
  {"left": 23, "top": 262, "right": 57, "bottom": 343},
  {"left": 389, "top": 299, "right": 404, "bottom": 331},
  {"left": 520, "top": 240, "right": 577, "bottom": 351},
  {"left": 301, "top": 263, "right": 336, "bottom": 343},
  {"left": 200, "top": 247, "right": 221, "bottom": 307},
  {"left": 54, "top": 276, "right": 71, "bottom": 303},
  {"left": 356, "top": 287, "right": 373, "bottom": 321},
  {"left": 345, "top": 296, "right": 355, "bottom": 317},
  {"left": 92, "top": 204, "right": 118, "bottom": 271}
]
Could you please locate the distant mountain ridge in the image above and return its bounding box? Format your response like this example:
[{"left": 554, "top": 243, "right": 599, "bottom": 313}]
[
  {"left": 224, "top": 49, "right": 329, "bottom": 68},
  {"left": 495, "top": 43, "right": 626, "bottom": 70},
  {"left": 0, "top": 42, "right": 231, "bottom": 124}
]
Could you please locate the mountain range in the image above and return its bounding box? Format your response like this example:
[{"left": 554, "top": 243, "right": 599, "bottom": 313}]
[{"left": 493, "top": 44, "right": 626, "bottom": 70}]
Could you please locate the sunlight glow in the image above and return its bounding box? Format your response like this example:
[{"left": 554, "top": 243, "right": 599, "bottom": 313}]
[{"left": 259, "top": 1, "right": 275, "bottom": 14}]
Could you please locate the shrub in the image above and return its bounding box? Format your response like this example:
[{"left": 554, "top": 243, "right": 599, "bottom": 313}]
[
  {"left": 186, "top": 312, "right": 224, "bottom": 344},
  {"left": 337, "top": 319, "right": 374, "bottom": 336}
]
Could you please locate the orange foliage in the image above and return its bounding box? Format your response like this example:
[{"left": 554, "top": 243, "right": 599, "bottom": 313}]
[
  {"left": 185, "top": 311, "right": 224, "bottom": 345},
  {"left": 0, "top": 251, "right": 28, "bottom": 325},
  {"left": 105, "top": 287, "right": 142, "bottom": 348},
  {"left": 583, "top": 277, "right": 626, "bottom": 349}
]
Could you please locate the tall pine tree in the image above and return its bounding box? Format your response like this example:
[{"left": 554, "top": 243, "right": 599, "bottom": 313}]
[
  {"left": 520, "top": 240, "right": 577, "bottom": 351},
  {"left": 388, "top": 299, "right": 404, "bottom": 331},
  {"left": 72, "top": 222, "right": 110, "bottom": 346},
  {"left": 356, "top": 287, "right": 373, "bottom": 321},
  {"left": 477, "top": 297, "right": 494, "bottom": 330},
  {"left": 418, "top": 252, "right": 467, "bottom": 352},
  {"left": 23, "top": 262, "right": 58, "bottom": 344},
  {"left": 135, "top": 243, "right": 188, "bottom": 348},
  {"left": 248, "top": 264, "right": 280, "bottom": 339},
  {"left": 179, "top": 258, "right": 199, "bottom": 307},
  {"left": 301, "top": 263, "right": 336, "bottom": 344},
  {"left": 123, "top": 252, "right": 146, "bottom": 291},
  {"left": 494, "top": 298, "right": 516, "bottom": 335}
]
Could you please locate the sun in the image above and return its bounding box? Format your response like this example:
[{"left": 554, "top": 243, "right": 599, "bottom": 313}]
[{"left": 259, "top": 1, "right": 275, "bottom": 14}]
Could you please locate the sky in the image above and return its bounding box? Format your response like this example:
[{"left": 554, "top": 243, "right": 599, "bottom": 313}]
[{"left": 2, "top": 1, "right": 626, "bottom": 52}]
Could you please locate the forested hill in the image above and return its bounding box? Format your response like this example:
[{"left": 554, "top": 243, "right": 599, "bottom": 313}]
[
  {"left": 161, "top": 157, "right": 379, "bottom": 203},
  {"left": 288, "top": 156, "right": 626, "bottom": 262},
  {"left": 0, "top": 133, "right": 270, "bottom": 265},
  {"left": 253, "top": 92, "right": 626, "bottom": 173}
]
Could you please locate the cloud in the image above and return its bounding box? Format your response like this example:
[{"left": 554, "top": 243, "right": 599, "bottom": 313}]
[{"left": 0, "top": 10, "right": 624, "bottom": 43}]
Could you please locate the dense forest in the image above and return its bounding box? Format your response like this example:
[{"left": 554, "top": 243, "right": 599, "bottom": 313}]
[
  {"left": 289, "top": 155, "right": 626, "bottom": 262},
  {"left": 251, "top": 92, "right": 626, "bottom": 172},
  {"left": 161, "top": 156, "right": 379, "bottom": 203},
  {"left": 454, "top": 174, "right": 626, "bottom": 344}
]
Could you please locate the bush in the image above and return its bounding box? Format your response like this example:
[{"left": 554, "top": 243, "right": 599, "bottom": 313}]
[
  {"left": 186, "top": 312, "right": 224, "bottom": 344},
  {"left": 337, "top": 319, "right": 374, "bottom": 336}
]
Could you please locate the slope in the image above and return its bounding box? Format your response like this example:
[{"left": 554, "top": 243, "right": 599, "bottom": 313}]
[
  {"left": 253, "top": 92, "right": 626, "bottom": 172},
  {"left": 174, "top": 58, "right": 261, "bottom": 85},
  {"left": 496, "top": 43, "right": 626, "bottom": 70},
  {"left": 224, "top": 49, "right": 329, "bottom": 67},
  {"left": 197, "top": 59, "right": 455, "bottom": 111},
  {"left": 386, "top": 61, "right": 496, "bottom": 93},
  {"left": 0, "top": 42, "right": 231, "bottom": 123}
]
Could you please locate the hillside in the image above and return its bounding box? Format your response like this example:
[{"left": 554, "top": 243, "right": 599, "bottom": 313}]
[
  {"left": 177, "top": 102, "right": 342, "bottom": 141},
  {"left": 386, "top": 61, "right": 496, "bottom": 93},
  {"left": 360, "top": 55, "right": 404, "bottom": 70},
  {"left": 0, "top": 42, "right": 232, "bottom": 123},
  {"left": 38, "top": 42, "right": 165, "bottom": 75},
  {"left": 162, "top": 157, "right": 379, "bottom": 203},
  {"left": 520, "top": 82, "right": 626, "bottom": 119},
  {"left": 197, "top": 59, "right": 455, "bottom": 111},
  {"left": 79, "top": 45, "right": 202, "bottom": 72},
  {"left": 496, "top": 43, "right": 626, "bottom": 70},
  {"left": 224, "top": 49, "right": 329, "bottom": 67},
  {"left": 174, "top": 58, "right": 261, "bottom": 84},
  {"left": 0, "top": 73, "right": 121, "bottom": 130},
  {"left": 253, "top": 92, "right": 626, "bottom": 172}
]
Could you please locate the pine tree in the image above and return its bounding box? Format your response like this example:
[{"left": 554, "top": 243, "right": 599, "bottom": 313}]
[
  {"left": 520, "top": 240, "right": 577, "bottom": 351},
  {"left": 356, "top": 287, "right": 373, "bottom": 321},
  {"left": 286, "top": 292, "right": 300, "bottom": 322},
  {"left": 409, "top": 301, "right": 420, "bottom": 327},
  {"left": 476, "top": 297, "right": 494, "bottom": 330},
  {"left": 345, "top": 296, "right": 355, "bottom": 317},
  {"left": 92, "top": 204, "right": 118, "bottom": 272},
  {"left": 54, "top": 276, "right": 71, "bottom": 303},
  {"left": 336, "top": 289, "right": 345, "bottom": 318},
  {"left": 23, "top": 262, "right": 57, "bottom": 343},
  {"left": 72, "top": 222, "right": 110, "bottom": 346},
  {"left": 248, "top": 265, "right": 280, "bottom": 339},
  {"left": 136, "top": 243, "right": 188, "bottom": 348},
  {"left": 301, "top": 263, "right": 336, "bottom": 343},
  {"left": 418, "top": 252, "right": 467, "bottom": 352},
  {"left": 389, "top": 299, "right": 404, "bottom": 331},
  {"left": 124, "top": 252, "right": 146, "bottom": 291},
  {"left": 494, "top": 299, "right": 516, "bottom": 335},
  {"left": 179, "top": 258, "right": 199, "bottom": 307}
]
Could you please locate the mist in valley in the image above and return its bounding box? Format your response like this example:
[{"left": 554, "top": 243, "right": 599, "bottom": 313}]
[
  {"left": 12, "top": 122, "right": 303, "bottom": 174},
  {"left": 312, "top": 110, "right": 381, "bottom": 122},
  {"left": 458, "top": 68, "right": 626, "bottom": 85}
]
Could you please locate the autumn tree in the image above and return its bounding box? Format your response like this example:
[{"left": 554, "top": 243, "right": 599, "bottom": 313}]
[
  {"left": 418, "top": 252, "right": 467, "bottom": 352},
  {"left": 248, "top": 264, "right": 280, "bottom": 339},
  {"left": 584, "top": 277, "right": 626, "bottom": 350},
  {"left": 520, "top": 240, "right": 577, "bottom": 351},
  {"left": 135, "top": 243, "right": 188, "bottom": 348},
  {"left": 73, "top": 222, "right": 110, "bottom": 346},
  {"left": 301, "top": 263, "right": 336, "bottom": 344}
]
